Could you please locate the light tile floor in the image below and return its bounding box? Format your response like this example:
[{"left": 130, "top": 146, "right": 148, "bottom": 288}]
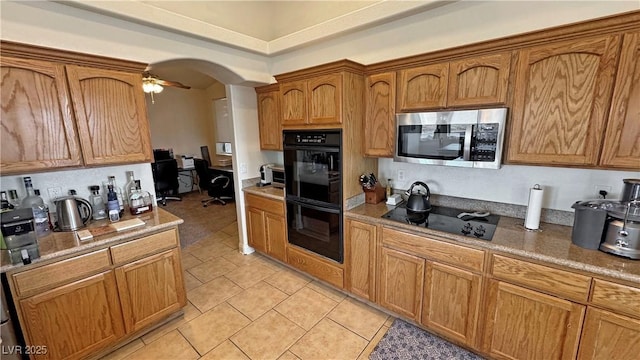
[{"left": 101, "top": 221, "right": 393, "bottom": 360}]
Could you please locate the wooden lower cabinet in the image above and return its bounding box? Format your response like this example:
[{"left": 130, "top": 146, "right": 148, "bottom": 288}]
[
  {"left": 115, "top": 248, "right": 186, "bottom": 333},
  {"left": 345, "top": 219, "right": 377, "bottom": 301},
  {"left": 245, "top": 193, "right": 287, "bottom": 262},
  {"left": 421, "top": 262, "right": 481, "bottom": 348},
  {"left": 482, "top": 279, "right": 585, "bottom": 360},
  {"left": 19, "top": 271, "right": 125, "bottom": 360},
  {"left": 377, "top": 246, "right": 424, "bottom": 321},
  {"left": 578, "top": 307, "right": 640, "bottom": 360}
]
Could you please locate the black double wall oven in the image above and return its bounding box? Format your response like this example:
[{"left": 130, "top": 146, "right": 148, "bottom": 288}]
[{"left": 283, "top": 130, "right": 343, "bottom": 263}]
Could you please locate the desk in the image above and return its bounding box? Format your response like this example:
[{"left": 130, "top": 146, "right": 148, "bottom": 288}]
[
  {"left": 209, "top": 165, "right": 233, "bottom": 173},
  {"left": 178, "top": 167, "right": 199, "bottom": 193}
]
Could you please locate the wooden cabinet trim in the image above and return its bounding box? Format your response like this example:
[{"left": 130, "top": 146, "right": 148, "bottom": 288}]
[
  {"left": 382, "top": 227, "right": 485, "bottom": 272},
  {"left": 287, "top": 245, "right": 344, "bottom": 289},
  {"left": 491, "top": 254, "right": 592, "bottom": 302},
  {"left": 12, "top": 248, "right": 111, "bottom": 297},
  {"left": 275, "top": 59, "right": 365, "bottom": 83},
  {"left": 590, "top": 278, "right": 640, "bottom": 319},
  {"left": 110, "top": 228, "right": 179, "bottom": 265}
]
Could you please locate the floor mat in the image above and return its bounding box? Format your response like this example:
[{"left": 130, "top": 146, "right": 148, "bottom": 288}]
[{"left": 369, "top": 319, "right": 484, "bottom": 360}]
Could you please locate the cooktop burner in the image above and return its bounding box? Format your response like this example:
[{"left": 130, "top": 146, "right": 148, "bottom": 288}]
[{"left": 381, "top": 203, "right": 500, "bottom": 241}]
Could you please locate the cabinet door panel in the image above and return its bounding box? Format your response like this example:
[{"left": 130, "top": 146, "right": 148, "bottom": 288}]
[
  {"left": 483, "top": 280, "right": 584, "bottom": 360},
  {"left": 600, "top": 31, "right": 640, "bottom": 169},
  {"left": 378, "top": 247, "right": 424, "bottom": 321},
  {"left": 247, "top": 207, "right": 267, "bottom": 252},
  {"left": 364, "top": 72, "right": 396, "bottom": 157},
  {"left": 0, "top": 57, "right": 82, "bottom": 174},
  {"left": 258, "top": 91, "right": 282, "bottom": 150},
  {"left": 422, "top": 262, "right": 481, "bottom": 347},
  {"left": 115, "top": 248, "right": 186, "bottom": 333},
  {"left": 66, "top": 65, "right": 152, "bottom": 165},
  {"left": 345, "top": 219, "right": 377, "bottom": 301},
  {"left": 308, "top": 74, "right": 342, "bottom": 124},
  {"left": 281, "top": 81, "right": 307, "bottom": 125},
  {"left": 508, "top": 36, "right": 620, "bottom": 166},
  {"left": 398, "top": 63, "right": 449, "bottom": 111},
  {"left": 20, "top": 271, "right": 125, "bottom": 360},
  {"left": 265, "top": 212, "right": 287, "bottom": 262},
  {"left": 578, "top": 307, "right": 640, "bottom": 360},
  {"left": 448, "top": 52, "right": 511, "bottom": 107}
]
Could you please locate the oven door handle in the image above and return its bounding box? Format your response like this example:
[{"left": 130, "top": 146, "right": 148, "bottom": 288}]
[{"left": 286, "top": 197, "right": 341, "bottom": 214}]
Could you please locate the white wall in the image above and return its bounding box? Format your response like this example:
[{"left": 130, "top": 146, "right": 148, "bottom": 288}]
[{"left": 147, "top": 87, "right": 216, "bottom": 158}]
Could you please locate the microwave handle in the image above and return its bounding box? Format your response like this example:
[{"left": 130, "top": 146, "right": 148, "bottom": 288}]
[{"left": 463, "top": 125, "right": 473, "bottom": 161}]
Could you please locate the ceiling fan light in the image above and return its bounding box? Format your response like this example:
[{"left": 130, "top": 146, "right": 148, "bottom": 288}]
[
  {"left": 142, "top": 81, "right": 155, "bottom": 93},
  {"left": 153, "top": 83, "right": 163, "bottom": 93}
]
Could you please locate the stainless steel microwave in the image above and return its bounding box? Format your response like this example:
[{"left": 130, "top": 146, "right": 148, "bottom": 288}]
[{"left": 395, "top": 108, "right": 507, "bottom": 169}]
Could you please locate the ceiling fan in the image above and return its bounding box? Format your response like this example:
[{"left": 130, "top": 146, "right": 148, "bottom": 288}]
[{"left": 142, "top": 71, "right": 191, "bottom": 103}]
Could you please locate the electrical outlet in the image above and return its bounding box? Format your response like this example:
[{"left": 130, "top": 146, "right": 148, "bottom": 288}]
[
  {"left": 240, "top": 163, "right": 247, "bottom": 174},
  {"left": 47, "top": 187, "right": 63, "bottom": 200},
  {"left": 397, "top": 170, "right": 405, "bottom": 181},
  {"left": 594, "top": 185, "right": 612, "bottom": 199}
]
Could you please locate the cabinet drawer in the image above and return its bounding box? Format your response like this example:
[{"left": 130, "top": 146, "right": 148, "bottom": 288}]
[
  {"left": 590, "top": 279, "right": 640, "bottom": 318},
  {"left": 491, "top": 254, "right": 591, "bottom": 301},
  {"left": 287, "top": 246, "right": 344, "bottom": 289},
  {"left": 110, "top": 229, "right": 178, "bottom": 265},
  {"left": 245, "top": 193, "right": 285, "bottom": 216},
  {"left": 12, "top": 249, "right": 111, "bottom": 297},
  {"left": 382, "top": 227, "right": 485, "bottom": 272}
]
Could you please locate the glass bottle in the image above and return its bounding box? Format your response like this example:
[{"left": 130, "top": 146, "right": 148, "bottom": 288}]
[
  {"left": 89, "top": 185, "right": 107, "bottom": 220},
  {"left": 129, "top": 180, "right": 153, "bottom": 215},
  {"left": 8, "top": 190, "right": 20, "bottom": 209},
  {"left": 386, "top": 179, "right": 393, "bottom": 198},
  {"left": 21, "top": 177, "right": 50, "bottom": 237},
  {"left": 123, "top": 171, "right": 137, "bottom": 207},
  {"left": 107, "top": 185, "right": 120, "bottom": 222},
  {"left": 106, "top": 176, "right": 124, "bottom": 215}
]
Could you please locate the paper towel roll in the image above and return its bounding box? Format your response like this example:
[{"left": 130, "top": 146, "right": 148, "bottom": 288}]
[{"left": 525, "top": 184, "right": 544, "bottom": 230}]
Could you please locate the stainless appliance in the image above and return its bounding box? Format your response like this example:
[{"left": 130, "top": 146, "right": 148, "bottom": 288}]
[
  {"left": 271, "top": 166, "right": 285, "bottom": 188},
  {"left": 1, "top": 209, "right": 39, "bottom": 265},
  {"left": 259, "top": 163, "right": 274, "bottom": 186},
  {"left": 622, "top": 178, "right": 640, "bottom": 202},
  {"left": 382, "top": 203, "right": 500, "bottom": 241},
  {"left": 1, "top": 278, "right": 23, "bottom": 360},
  {"left": 600, "top": 200, "right": 640, "bottom": 259},
  {"left": 284, "top": 129, "right": 343, "bottom": 263},
  {"left": 395, "top": 108, "right": 507, "bottom": 169},
  {"left": 54, "top": 196, "right": 92, "bottom": 231}
]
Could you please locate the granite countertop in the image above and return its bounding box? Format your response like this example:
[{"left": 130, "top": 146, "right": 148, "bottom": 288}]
[
  {"left": 243, "top": 185, "right": 285, "bottom": 200},
  {"left": 1, "top": 208, "right": 183, "bottom": 273},
  {"left": 346, "top": 202, "right": 640, "bottom": 284}
]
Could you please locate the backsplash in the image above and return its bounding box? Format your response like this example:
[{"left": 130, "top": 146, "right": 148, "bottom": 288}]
[
  {"left": 379, "top": 158, "right": 637, "bottom": 212},
  {"left": 0, "top": 163, "right": 155, "bottom": 211}
]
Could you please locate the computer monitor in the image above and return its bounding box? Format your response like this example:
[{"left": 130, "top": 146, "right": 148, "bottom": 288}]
[{"left": 200, "top": 146, "right": 212, "bottom": 166}]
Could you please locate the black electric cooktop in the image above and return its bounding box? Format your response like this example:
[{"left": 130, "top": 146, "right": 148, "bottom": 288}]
[{"left": 381, "top": 203, "right": 500, "bottom": 241}]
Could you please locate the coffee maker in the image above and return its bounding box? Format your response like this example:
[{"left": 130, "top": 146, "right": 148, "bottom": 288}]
[
  {"left": 1, "top": 208, "right": 40, "bottom": 264},
  {"left": 259, "top": 164, "right": 274, "bottom": 186}
]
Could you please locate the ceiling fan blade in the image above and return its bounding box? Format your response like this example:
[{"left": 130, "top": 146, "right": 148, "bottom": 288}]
[{"left": 155, "top": 79, "right": 191, "bottom": 89}]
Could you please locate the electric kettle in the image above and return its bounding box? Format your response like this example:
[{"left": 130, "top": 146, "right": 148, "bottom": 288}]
[{"left": 54, "top": 196, "right": 93, "bottom": 231}]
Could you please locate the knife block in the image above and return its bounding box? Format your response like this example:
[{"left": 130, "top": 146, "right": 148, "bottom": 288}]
[{"left": 364, "top": 184, "right": 386, "bottom": 204}]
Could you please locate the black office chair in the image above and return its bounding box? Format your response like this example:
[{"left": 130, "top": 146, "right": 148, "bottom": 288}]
[
  {"left": 194, "top": 158, "right": 234, "bottom": 206},
  {"left": 152, "top": 159, "right": 181, "bottom": 205}
]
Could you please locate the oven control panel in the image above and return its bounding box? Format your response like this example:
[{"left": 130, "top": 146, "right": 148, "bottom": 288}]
[{"left": 296, "top": 134, "right": 326, "bottom": 144}]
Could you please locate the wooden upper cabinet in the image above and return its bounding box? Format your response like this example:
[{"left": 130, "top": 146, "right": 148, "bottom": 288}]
[
  {"left": 66, "top": 65, "right": 153, "bottom": 165},
  {"left": 281, "top": 81, "right": 307, "bottom": 126},
  {"left": 447, "top": 52, "right": 511, "bottom": 107},
  {"left": 507, "top": 35, "right": 621, "bottom": 167},
  {"left": 397, "top": 63, "right": 449, "bottom": 111},
  {"left": 308, "top": 74, "right": 342, "bottom": 125},
  {"left": 600, "top": 31, "right": 640, "bottom": 169},
  {"left": 364, "top": 72, "right": 396, "bottom": 157},
  {"left": 257, "top": 87, "right": 282, "bottom": 150},
  {"left": 0, "top": 57, "right": 83, "bottom": 174}
]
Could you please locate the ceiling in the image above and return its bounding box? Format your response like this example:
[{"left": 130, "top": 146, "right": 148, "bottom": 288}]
[{"left": 59, "top": 0, "right": 453, "bottom": 89}]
